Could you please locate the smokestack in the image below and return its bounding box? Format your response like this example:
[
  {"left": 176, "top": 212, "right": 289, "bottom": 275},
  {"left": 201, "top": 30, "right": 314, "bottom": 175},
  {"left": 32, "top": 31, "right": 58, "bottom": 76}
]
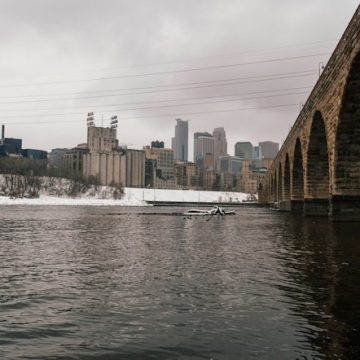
[{"left": 1, "top": 125, "right": 4, "bottom": 140}]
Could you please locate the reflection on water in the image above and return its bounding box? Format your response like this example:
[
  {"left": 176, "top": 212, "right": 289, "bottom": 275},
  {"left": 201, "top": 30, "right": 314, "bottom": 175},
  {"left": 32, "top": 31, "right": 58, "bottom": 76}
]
[{"left": 0, "top": 206, "right": 360, "bottom": 359}]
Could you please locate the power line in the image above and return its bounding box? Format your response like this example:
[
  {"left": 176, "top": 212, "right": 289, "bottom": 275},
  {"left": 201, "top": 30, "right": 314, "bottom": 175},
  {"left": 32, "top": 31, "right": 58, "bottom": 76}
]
[
  {"left": 0, "top": 40, "right": 334, "bottom": 84},
  {"left": 0, "top": 90, "right": 309, "bottom": 114},
  {"left": 0, "top": 70, "right": 317, "bottom": 104},
  {"left": 0, "top": 69, "right": 316, "bottom": 100},
  {"left": 0, "top": 52, "right": 329, "bottom": 88},
  {"left": 67, "top": 39, "right": 335, "bottom": 72},
  {"left": 2, "top": 102, "right": 300, "bottom": 125}
]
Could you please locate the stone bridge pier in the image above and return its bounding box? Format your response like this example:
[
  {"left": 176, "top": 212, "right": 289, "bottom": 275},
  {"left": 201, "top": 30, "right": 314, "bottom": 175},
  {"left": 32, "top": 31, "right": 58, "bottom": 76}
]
[{"left": 258, "top": 6, "right": 360, "bottom": 221}]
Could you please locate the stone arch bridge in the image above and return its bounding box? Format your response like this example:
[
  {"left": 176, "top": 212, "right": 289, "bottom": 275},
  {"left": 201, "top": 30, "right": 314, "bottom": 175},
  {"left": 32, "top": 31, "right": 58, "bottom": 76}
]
[{"left": 258, "top": 6, "right": 360, "bottom": 221}]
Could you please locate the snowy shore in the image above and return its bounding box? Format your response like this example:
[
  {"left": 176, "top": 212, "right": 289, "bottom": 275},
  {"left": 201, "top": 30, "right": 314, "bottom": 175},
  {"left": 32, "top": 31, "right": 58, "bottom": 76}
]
[{"left": 0, "top": 187, "right": 251, "bottom": 206}]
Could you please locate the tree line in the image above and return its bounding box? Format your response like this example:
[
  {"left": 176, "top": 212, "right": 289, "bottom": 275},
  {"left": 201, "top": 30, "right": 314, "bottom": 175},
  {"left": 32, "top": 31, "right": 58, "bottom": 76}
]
[{"left": 0, "top": 157, "right": 123, "bottom": 199}]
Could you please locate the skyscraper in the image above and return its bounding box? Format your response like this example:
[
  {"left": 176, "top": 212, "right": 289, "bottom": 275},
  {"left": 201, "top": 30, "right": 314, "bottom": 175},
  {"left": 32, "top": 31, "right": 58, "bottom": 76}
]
[
  {"left": 253, "top": 146, "right": 262, "bottom": 160},
  {"left": 144, "top": 142, "right": 175, "bottom": 189},
  {"left": 213, "top": 127, "right": 227, "bottom": 169},
  {"left": 252, "top": 145, "right": 262, "bottom": 169},
  {"left": 194, "top": 132, "right": 215, "bottom": 168},
  {"left": 173, "top": 119, "right": 188, "bottom": 162},
  {"left": 218, "top": 155, "right": 243, "bottom": 174},
  {"left": 234, "top": 141, "right": 253, "bottom": 161},
  {"left": 259, "top": 141, "right": 279, "bottom": 159}
]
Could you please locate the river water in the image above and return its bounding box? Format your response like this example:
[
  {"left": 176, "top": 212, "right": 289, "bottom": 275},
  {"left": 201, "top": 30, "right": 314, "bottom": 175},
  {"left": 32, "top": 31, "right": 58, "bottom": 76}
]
[{"left": 0, "top": 205, "right": 360, "bottom": 359}]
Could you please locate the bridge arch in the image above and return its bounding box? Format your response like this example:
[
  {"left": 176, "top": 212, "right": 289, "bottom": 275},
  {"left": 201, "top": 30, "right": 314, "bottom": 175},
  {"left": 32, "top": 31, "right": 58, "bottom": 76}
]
[
  {"left": 307, "top": 111, "right": 330, "bottom": 198},
  {"left": 292, "top": 138, "right": 304, "bottom": 201},
  {"left": 272, "top": 173, "right": 276, "bottom": 202},
  {"left": 277, "top": 163, "right": 283, "bottom": 202},
  {"left": 283, "top": 154, "right": 291, "bottom": 201},
  {"left": 335, "top": 51, "right": 360, "bottom": 195},
  {"left": 305, "top": 111, "right": 330, "bottom": 215},
  {"left": 268, "top": 174, "right": 272, "bottom": 201}
]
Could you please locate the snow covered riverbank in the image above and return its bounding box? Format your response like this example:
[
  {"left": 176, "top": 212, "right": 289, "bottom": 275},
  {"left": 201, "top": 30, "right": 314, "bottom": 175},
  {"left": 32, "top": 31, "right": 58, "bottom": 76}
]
[
  {"left": 0, "top": 194, "right": 146, "bottom": 206},
  {"left": 0, "top": 187, "right": 252, "bottom": 206},
  {"left": 124, "top": 188, "right": 251, "bottom": 203}
]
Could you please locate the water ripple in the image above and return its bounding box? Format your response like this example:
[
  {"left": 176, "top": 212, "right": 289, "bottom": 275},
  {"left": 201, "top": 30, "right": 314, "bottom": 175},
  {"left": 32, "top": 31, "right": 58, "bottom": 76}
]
[{"left": 1, "top": 206, "right": 360, "bottom": 359}]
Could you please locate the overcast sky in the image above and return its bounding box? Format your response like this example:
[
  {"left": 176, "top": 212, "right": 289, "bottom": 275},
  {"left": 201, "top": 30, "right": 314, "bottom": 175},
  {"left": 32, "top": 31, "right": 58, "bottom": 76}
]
[{"left": 0, "top": 0, "right": 359, "bottom": 160}]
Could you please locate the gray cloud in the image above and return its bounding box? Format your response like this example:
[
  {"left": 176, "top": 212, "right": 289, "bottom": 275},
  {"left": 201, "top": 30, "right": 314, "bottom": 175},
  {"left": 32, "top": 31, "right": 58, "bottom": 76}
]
[{"left": 0, "top": 0, "right": 358, "bottom": 159}]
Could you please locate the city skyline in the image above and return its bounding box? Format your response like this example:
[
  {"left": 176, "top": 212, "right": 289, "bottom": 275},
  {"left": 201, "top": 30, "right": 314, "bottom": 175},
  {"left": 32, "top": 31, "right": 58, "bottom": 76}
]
[
  {"left": 0, "top": 1, "right": 358, "bottom": 154},
  {"left": 1, "top": 118, "right": 280, "bottom": 163}
]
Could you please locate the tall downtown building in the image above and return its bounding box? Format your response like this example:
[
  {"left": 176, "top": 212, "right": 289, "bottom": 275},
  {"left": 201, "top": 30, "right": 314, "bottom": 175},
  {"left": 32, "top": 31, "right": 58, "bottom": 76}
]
[
  {"left": 213, "top": 127, "right": 227, "bottom": 169},
  {"left": 234, "top": 141, "right": 253, "bottom": 161},
  {"left": 194, "top": 132, "right": 215, "bottom": 168},
  {"left": 259, "top": 141, "right": 279, "bottom": 159},
  {"left": 172, "top": 119, "right": 188, "bottom": 162}
]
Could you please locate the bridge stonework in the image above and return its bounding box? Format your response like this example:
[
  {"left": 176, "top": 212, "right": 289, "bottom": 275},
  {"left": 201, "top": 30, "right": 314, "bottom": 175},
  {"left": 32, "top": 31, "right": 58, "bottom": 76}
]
[{"left": 259, "top": 6, "right": 360, "bottom": 221}]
